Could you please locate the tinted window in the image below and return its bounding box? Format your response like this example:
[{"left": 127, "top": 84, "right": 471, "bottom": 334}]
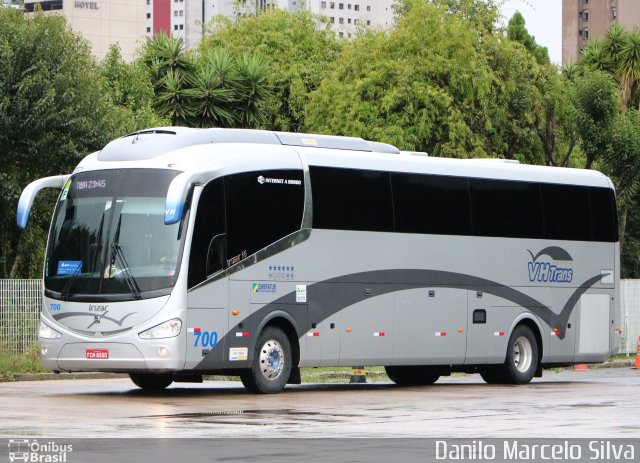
[
  {"left": 188, "top": 178, "right": 225, "bottom": 289},
  {"left": 542, "top": 184, "right": 591, "bottom": 241},
  {"left": 44, "top": 169, "right": 184, "bottom": 299},
  {"left": 310, "top": 167, "right": 393, "bottom": 232},
  {"left": 470, "top": 179, "right": 543, "bottom": 239},
  {"left": 589, "top": 187, "right": 618, "bottom": 242},
  {"left": 225, "top": 170, "right": 304, "bottom": 263},
  {"left": 391, "top": 173, "right": 471, "bottom": 235}
]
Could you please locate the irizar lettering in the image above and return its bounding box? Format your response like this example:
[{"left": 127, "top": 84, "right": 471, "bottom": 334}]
[{"left": 528, "top": 262, "right": 573, "bottom": 283}]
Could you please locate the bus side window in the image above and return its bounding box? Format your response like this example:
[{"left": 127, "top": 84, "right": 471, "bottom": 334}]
[
  {"left": 188, "top": 178, "right": 225, "bottom": 289},
  {"left": 224, "top": 170, "right": 304, "bottom": 262}
]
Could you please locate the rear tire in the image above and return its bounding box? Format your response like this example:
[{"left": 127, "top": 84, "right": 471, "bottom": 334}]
[
  {"left": 385, "top": 366, "right": 440, "bottom": 385},
  {"left": 240, "top": 326, "right": 292, "bottom": 394},
  {"left": 481, "top": 325, "right": 539, "bottom": 385},
  {"left": 129, "top": 373, "right": 173, "bottom": 391},
  {"left": 479, "top": 367, "right": 507, "bottom": 384}
]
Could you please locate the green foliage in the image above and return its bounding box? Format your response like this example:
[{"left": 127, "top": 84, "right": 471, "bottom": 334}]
[
  {"left": 0, "top": 10, "right": 162, "bottom": 278},
  {"left": 0, "top": 345, "right": 46, "bottom": 381},
  {"left": 140, "top": 34, "right": 271, "bottom": 127},
  {"left": 0, "top": 9, "right": 127, "bottom": 278},
  {"left": 98, "top": 45, "right": 165, "bottom": 132},
  {"left": 620, "top": 192, "right": 640, "bottom": 278},
  {"left": 394, "top": 0, "right": 501, "bottom": 33},
  {"left": 579, "top": 23, "right": 640, "bottom": 110},
  {"left": 305, "top": 0, "right": 542, "bottom": 158},
  {"left": 606, "top": 110, "right": 640, "bottom": 198},
  {"left": 574, "top": 71, "right": 618, "bottom": 169},
  {"left": 202, "top": 8, "right": 342, "bottom": 131},
  {"left": 531, "top": 67, "right": 580, "bottom": 167},
  {"left": 506, "top": 11, "right": 550, "bottom": 65}
]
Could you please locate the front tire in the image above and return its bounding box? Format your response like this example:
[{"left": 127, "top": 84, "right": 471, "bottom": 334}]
[
  {"left": 241, "top": 326, "right": 292, "bottom": 394},
  {"left": 129, "top": 373, "right": 173, "bottom": 391}
]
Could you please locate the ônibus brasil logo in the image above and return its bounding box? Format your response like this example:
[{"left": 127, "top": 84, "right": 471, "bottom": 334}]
[{"left": 527, "top": 246, "right": 574, "bottom": 283}]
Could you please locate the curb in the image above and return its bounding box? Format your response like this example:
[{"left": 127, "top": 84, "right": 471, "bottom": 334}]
[{"left": 11, "top": 372, "right": 128, "bottom": 382}]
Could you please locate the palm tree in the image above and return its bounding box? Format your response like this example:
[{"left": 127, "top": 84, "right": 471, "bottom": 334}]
[
  {"left": 579, "top": 23, "right": 640, "bottom": 110},
  {"left": 186, "top": 49, "right": 237, "bottom": 127},
  {"left": 617, "top": 28, "right": 640, "bottom": 110}
]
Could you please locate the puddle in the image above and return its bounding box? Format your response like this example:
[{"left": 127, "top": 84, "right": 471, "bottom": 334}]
[
  {"left": 566, "top": 402, "right": 615, "bottom": 408},
  {"left": 140, "top": 409, "right": 322, "bottom": 419}
]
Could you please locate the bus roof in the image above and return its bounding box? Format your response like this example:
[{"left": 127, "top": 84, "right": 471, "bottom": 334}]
[{"left": 75, "top": 127, "right": 612, "bottom": 190}]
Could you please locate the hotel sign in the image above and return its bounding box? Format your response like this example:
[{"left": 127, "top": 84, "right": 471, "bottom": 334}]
[{"left": 75, "top": 1, "right": 99, "bottom": 9}]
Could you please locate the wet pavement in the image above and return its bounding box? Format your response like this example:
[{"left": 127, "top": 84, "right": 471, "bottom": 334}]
[{"left": 0, "top": 368, "right": 638, "bottom": 438}]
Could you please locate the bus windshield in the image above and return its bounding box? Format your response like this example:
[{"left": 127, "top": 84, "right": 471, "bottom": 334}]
[{"left": 44, "top": 169, "right": 185, "bottom": 301}]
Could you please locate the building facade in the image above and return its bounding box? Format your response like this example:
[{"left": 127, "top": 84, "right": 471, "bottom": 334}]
[
  {"left": 152, "top": 0, "right": 396, "bottom": 49},
  {"left": 563, "top": 0, "right": 640, "bottom": 64},
  {"left": 24, "top": 0, "right": 147, "bottom": 62},
  {"left": 24, "top": 0, "right": 394, "bottom": 61}
]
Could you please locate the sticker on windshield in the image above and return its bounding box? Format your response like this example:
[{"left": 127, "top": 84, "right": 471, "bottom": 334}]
[
  {"left": 59, "top": 179, "right": 72, "bottom": 202},
  {"left": 57, "top": 261, "right": 82, "bottom": 276}
]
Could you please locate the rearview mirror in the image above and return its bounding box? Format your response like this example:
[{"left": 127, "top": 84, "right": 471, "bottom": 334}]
[{"left": 17, "top": 175, "right": 69, "bottom": 229}]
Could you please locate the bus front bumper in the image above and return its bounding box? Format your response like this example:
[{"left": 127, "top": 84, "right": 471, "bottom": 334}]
[{"left": 39, "top": 339, "right": 186, "bottom": 372}]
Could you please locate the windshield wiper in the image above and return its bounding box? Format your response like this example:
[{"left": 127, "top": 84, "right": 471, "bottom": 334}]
[
  {"left": 109, "top": 242, "right": 142, "bottom": 300},
  {"left": 107, "top": 214, "right": 142, "bottom": 300}
]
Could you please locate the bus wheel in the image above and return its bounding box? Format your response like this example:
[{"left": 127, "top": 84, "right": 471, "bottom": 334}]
[
  {"left": 385, "top": 366, "right": 439, "bottom": 385},
  {"left": 129, "top": 373, "right": 173, "bottom": 391},
  {"left": 501, "top": 325, "right": 539, "bottom": 384},
  {"left": 241, "top": 326, "right": 292, "bottom": 394},
  {"left": 479, "top": 367, "right": 507, "bottom": 384}
]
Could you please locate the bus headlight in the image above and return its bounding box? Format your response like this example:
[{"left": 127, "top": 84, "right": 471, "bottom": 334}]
[
  {"left": 39, "top": 321, "right": 62, "bottom": 339},
  {"left": 138, "top": 318, "right": 182, "bottom": 339}
]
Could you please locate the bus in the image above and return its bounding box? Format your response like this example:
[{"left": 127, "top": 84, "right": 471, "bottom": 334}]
[{"left": 17, "top": 127, "right": 621, "bottom": 393}]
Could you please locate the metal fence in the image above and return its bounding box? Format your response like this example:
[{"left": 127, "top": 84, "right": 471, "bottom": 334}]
[
  {"left": 621, "top": 279, "right": 640, "bottom": 355},
  {"left": 0, "top": 279, "right": 41, "bottom": 355},
  {"left": 0, "top": 278, "right": 640, "bottom": 356}
]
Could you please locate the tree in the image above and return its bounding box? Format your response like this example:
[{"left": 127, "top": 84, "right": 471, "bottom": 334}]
[
  {"left": 140, "top": 34, "right": 272, "bottom": 127},
  {"left": 579, "top": 23, "right": 640, "bottom": 110},
  {"left": 531, "top": 67, "right": 580, "bottom": 167},
  {"left": 573, "top": 71, "right": 618, "bottom": 169},
  {"left": 202, "top": 8, "right": 342, "bottom": 132},
  {"left": 0, "top": 9, "right": 149, "bottom": 278},
  {"left": 304, "top": 0, "right": 543, "bottom": 159},
  {"left": 506, "top": 11, "right": 550, "bottom": 65},
  {"left": 98, "top": 45, "right": 165, "bottom": 132}
]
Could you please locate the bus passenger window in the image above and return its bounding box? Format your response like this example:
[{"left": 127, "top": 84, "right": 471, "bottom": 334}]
[
  {"left": 224, "top": 170, "right": 304, "bottom": 263},
  {"left": 391, "top": 173, "right": 471, "bottom": 235},
  {"left": 310, "top": 166, "right": 393, "bottom": 232}
]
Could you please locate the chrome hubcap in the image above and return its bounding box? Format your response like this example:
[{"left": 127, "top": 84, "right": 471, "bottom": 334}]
[
  {"left": 513, "top": 336, "right": 533, "bottom": 373},
  {"left": 259, "top": 339, "right": 285, "bottom": 381}
]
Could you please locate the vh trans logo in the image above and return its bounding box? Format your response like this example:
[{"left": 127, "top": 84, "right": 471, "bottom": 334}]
[{"left": 527, "top": 246, "right": 574, "bottom": 283}]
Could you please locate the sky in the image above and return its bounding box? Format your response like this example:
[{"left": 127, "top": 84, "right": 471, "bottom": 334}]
[{"left": 499, "top": 0, "right": 563, "bottom": 64}]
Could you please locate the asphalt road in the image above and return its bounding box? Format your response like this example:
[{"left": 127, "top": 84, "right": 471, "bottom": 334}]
[{"left": 0, "top": 368, "right": 638, "bottom": 439}]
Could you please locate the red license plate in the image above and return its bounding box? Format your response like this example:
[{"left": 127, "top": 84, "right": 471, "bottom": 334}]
[{"left": 85, "top": 349, "right": 109, "bottom": 359}]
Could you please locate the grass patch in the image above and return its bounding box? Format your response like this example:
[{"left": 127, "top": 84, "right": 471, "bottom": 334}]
[
  {"left": 0, "top": 344, "right": 47, "bottom": 381},
  {"left": 300, "top": 366, "right": 388, "bottom": 383}
]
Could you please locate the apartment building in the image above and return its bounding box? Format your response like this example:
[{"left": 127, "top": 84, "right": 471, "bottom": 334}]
[{"left": 153, "top": 0, "right": 396, "bottom": 49}]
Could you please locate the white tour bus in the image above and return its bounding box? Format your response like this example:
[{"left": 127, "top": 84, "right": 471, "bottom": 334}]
[{"left": 17, "top": 127, "right": 620, "bottom": 393}]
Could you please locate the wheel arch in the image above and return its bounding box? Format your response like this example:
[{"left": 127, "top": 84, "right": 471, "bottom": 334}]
[
  {"left": 510, "top": 314, "right": 544, "bottom": 364},
  {"left": 256, "top": 311, "right": 301, "bottom": 368}
]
